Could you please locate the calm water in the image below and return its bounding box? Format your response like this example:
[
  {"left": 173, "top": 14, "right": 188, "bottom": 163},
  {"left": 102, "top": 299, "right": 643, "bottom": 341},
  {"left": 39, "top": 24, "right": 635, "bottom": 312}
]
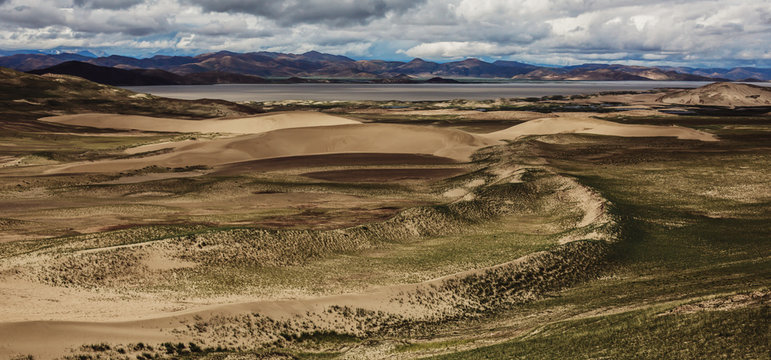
[{"left": 124, "top": 81, "right": 721, "bottom": 102}]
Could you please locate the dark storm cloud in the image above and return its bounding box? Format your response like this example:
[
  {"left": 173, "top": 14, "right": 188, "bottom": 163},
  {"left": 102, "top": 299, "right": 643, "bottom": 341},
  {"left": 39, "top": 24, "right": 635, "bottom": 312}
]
[
  {"left": 73, "top": 0, "right": 143, "bottom": 9},
  {"left": 68, "top": 11, "right": 172, "bottom": 36},
  {"left": 185, "top": 0, "right": 425, "bottom": 26},
  {"left": 0, "top": 4, "right": 66, "bottom": 28}
]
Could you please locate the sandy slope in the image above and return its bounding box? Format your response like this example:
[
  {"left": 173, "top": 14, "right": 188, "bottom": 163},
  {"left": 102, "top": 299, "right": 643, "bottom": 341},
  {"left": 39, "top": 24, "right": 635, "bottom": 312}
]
[
  {"left": 40, "top": 111, "right": 361, "bottom": 134},
  {"left": 47, "top": 123, "right": 497, "bottom": 173},
  {"left": 39, "top": 111, "right": 718, "bottom": 175},
  {"left": 484, "top": 115, "right": 717, "bottom": 142},
  {"left": 657, "top": 82, "right": 771, "bottom": 107},
  {"left": 0, "top": 243, "right": 602, "bottom": 359}
]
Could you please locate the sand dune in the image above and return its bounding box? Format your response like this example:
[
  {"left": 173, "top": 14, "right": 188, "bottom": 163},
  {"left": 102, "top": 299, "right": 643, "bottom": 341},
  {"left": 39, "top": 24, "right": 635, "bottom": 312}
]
[
  {"left": 47, "top": 123, "right": 496, "bottom": 173},
  {"left": 40, "top": 111, "right": 360, "bottom": 134},
  {"left": 657, "top": 82, "right": 771, "bottom": 107},
  {"left": 0, "top": 321, "right": 172, "bottom": 359},
  {"left": 484, "top": 115, "right": 717, "bottom": 142},
  {"left": 42, "top": 111, "right": 716, "bottom": 175},
  {"left": 218, "top": 123, "right": 494, "bottom": 161}
]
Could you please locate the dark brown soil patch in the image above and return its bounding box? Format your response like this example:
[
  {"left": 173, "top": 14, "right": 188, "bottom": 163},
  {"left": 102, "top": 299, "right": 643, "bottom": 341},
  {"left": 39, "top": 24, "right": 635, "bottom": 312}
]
[{"left": 301, "top": 168, "right": 467, "bottom": 182}]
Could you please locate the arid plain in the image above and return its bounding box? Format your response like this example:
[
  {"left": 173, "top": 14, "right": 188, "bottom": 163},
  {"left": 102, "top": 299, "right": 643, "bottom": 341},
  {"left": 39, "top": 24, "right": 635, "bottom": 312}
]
[{"left": 0, "top": 68, "right": 769, "bottom": 359}]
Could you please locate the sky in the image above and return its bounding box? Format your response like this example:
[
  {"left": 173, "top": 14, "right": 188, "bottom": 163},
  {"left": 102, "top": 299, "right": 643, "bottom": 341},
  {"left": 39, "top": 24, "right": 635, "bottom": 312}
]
[{"left": 0, "top": 0, "right": 769, "bottom": 67}]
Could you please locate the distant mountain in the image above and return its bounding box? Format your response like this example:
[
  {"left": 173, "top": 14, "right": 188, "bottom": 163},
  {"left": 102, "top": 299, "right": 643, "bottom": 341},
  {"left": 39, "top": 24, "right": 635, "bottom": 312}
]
[
  {"left": 89, "top": 54, "right": 197, "bottom": 69},
  {"left": 28, "top": 61, "right": 462, "bottom": 86},
  {"left": 392, "top": 58, "right": 439, "bottom": 75},
  {"left": 27, "top": 61, "right": 269, "bottom": 86},
  {"left": 492, "top": 60, "right": 540, "bottom": 75},
  {"left": 4, "top": 50, "right": 766, "bottom": 81},
  {"left": 570, "top": 64, "right": 718, "bottom": 81},
  {"left": 514, "top": 64, "right": 719, "bottom": 81},
  {"left": 0, "top": 48, "right": 99, "bottom": 57},
  {"left": 28, "top": 61, "right": 190, "bottom": 86},
  {"left": 0, "top": 53, "right": 93, "bottom": 71},
  {"left": 0, "top": 49, "right": 47, "bottom": 56},
  {"left": 437, "top": 58, "right": 511, "bottom": 77},
  {"left": 658, "top": 66, "right": 771, "bottom": 81}
]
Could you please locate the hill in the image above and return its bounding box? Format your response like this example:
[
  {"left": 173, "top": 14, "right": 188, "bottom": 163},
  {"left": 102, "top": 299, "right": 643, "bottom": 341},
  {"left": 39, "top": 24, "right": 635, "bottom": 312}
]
[
  {"left": 0, "top": 66, "right": 260, "bottom": 127},
  {"left": 659, "top": 66, "right": 771, "bottom": 81},
  {"left": 0, "top": 53, "right": 93, "bottom": 71},
  {"left": 657, "top": 82, "right": 771, "bottom": 107},
  {"left": 28, "top": 61, "right": 193, "bottom": 86},
  {"left": 27, "top": 61, "right": 270, "bottom": 86}
]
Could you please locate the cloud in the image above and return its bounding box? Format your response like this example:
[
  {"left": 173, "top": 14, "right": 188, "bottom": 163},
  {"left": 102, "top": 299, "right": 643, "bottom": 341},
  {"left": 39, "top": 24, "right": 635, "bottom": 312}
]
[
  {"left": 73, "top": 0, "right": 143, "bottom": 9},
  {"left": 0, "top": 3, "right": 67, "bottom": 29},
  {"left": 0, "top": 0, "right": 767, "bottom": 67},
  {"left": 398, "top": 41, "right": 522, "bottom": 59},
  {"left": 185, "top": 0, "right": 424, "bottom": 26}
]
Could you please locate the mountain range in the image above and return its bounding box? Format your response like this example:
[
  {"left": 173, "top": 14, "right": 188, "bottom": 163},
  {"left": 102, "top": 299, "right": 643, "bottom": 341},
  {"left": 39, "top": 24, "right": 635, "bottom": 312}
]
[
  {"left": 3, "top": 50, "right": 770, "bottom": 83},
  {"left": 24, "top": 61, "right": 463, "bottom": 86}
]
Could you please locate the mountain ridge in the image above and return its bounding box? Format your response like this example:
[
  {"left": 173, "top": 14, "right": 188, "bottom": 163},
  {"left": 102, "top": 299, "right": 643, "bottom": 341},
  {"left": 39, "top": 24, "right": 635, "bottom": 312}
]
[
  {"left": 3, "top": 50, "right": 769, "bottom": 81},
  {"left": 23, "top": 61, "right": 463, "bottom": 86}
]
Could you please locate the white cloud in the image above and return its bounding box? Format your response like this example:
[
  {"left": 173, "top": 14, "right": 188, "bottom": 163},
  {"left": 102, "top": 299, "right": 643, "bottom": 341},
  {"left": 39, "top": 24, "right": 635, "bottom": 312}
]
[
  {"left": 398, "top": 41, "right": 521, "bottom": 59},
  {"left": 0, "top": 0, "right": 767, "bottom": 67}
]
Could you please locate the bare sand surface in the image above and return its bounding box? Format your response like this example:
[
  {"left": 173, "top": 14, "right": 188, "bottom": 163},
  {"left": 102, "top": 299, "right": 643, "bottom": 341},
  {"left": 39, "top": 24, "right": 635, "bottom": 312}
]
[
  {"left": 123, "top": 139, "right": 200, "bottom": 155},
  {"left": 34, "top": 111, "right": 717, "bottom": 176},
  {"left": 485, "top": 115, "right": 717, "bottom": 142},
  {"left": 351, "top": 108, "right": 555, "bottom": 121},
  {"left": 40, "top": 111, "right": 360, "bottom": 134},
  {"left": 45, "top": 123, "right": 496, "bottom": 174}
]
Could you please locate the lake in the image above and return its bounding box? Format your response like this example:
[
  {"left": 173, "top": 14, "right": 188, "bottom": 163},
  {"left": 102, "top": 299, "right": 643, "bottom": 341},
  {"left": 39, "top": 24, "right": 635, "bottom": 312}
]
[{"left": 124, "top": 81, "right": 723, "bottom": 102}]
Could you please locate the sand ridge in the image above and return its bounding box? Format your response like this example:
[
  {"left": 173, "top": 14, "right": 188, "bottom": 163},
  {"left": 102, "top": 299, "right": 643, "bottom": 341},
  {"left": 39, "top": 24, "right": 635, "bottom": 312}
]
[
  {"left": 41, "top": 112, "right": 718, "bottom": 174},
  {"left": 46, "top": 123, "right": 498, "bottom": 173},
  {"left": 484, "top": 114, "right": 717, "bottom": 142},
  {"left": 40, "top": 111, "right": 361, "bottom": 134}
]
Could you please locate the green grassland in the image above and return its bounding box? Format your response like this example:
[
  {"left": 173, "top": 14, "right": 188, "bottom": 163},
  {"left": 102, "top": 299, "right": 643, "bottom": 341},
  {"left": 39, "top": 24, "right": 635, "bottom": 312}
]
[
  {"left": 433, "top": 303, "right": 768, "bottom": 360},
  {"left": 412, "top": 122, "right": 771, "bottom": 358}
]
